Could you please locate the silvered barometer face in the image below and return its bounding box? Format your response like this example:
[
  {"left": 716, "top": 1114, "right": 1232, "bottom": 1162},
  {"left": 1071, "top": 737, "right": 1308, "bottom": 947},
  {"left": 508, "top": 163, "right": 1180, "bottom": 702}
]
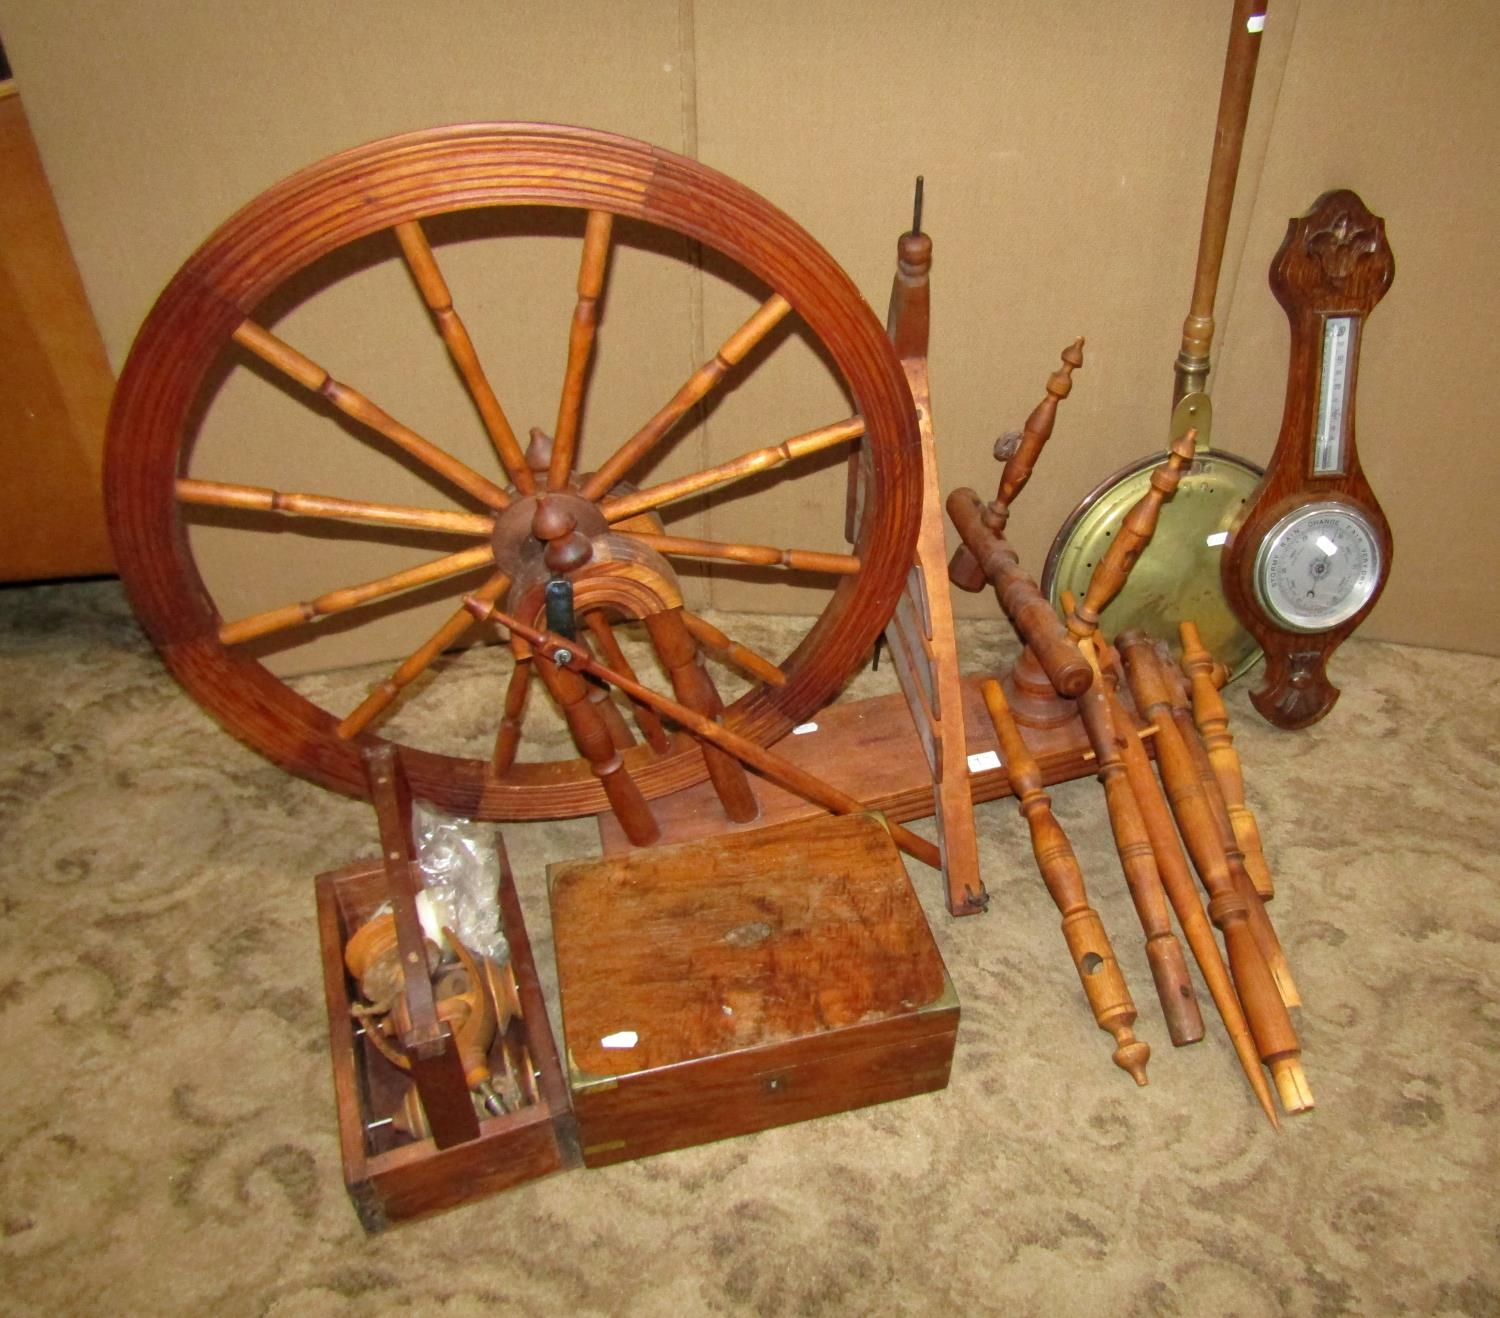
[{"left": 1252, "top": 502, "right": 1382, "bottom": 633}]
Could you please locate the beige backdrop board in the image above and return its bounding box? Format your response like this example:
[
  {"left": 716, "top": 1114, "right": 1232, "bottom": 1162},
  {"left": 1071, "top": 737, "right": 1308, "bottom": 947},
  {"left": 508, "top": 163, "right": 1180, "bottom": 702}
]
[{"left": 2, "top": 0, "right": 1497, "bottom": 665}]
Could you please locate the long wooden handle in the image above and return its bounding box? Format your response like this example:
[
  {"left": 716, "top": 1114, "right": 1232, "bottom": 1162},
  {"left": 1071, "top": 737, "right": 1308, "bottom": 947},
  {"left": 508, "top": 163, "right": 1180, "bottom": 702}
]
[
  {"left": 466, "top": 600, "right": 941, "bottom": 870},
  {"left": 982, "top": 679, "right": 1149, "bottom": 1085},
  {"left": 1177, "top": 0, "right": 1269, "bottom": 400}
]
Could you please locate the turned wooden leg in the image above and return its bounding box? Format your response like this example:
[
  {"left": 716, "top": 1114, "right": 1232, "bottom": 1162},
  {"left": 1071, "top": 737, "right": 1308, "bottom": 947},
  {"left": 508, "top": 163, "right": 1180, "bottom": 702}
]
[{"left": 644, "top": 607, "right": 760, "bottom": 824}]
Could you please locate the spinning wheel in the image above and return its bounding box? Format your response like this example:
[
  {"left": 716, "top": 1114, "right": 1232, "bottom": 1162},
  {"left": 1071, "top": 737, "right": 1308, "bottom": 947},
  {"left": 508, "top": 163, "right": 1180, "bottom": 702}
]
[{"left": 106, "top": 124, "right": 922, "bottom": 823}]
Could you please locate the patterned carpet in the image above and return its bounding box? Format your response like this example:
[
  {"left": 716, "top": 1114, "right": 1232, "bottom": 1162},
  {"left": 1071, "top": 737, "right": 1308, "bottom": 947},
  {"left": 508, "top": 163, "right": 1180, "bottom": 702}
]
[{"left": 2, "top": 579, "right": 1498, "bottom": 1315}]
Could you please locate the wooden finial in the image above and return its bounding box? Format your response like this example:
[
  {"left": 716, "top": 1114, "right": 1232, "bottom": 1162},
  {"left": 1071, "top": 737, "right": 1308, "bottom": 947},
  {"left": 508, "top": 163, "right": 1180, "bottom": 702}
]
[
  {"left": 525, "top": 426, "right": 554, "bottom": 476},
  {"left": 948, "top": 339, "right": 1084, "bottom": 592},
  {"left": 532, "top": 497, "right": 593, "bottom": 574},
  {"left": 1067, "top": 429, "right": 1195, "bottom": 642}
]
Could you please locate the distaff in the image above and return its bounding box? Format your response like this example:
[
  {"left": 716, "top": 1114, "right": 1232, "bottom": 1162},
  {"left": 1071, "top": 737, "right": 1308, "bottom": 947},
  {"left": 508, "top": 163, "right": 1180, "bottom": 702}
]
[{"left": 981, "top": 678, "right": 1151, "bottom": 1085}]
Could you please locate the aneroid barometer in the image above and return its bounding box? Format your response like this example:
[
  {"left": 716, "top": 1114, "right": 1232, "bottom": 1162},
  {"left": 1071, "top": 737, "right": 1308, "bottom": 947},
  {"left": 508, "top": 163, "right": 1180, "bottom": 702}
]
[{"left": 1221, "top": 189, "right": 1394, "bottom": 729}]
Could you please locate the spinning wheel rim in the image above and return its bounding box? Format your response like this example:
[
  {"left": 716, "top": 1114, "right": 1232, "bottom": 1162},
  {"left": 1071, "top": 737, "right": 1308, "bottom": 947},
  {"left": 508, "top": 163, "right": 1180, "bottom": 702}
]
[{"left": 105, "top": 123, "right": 922, "bottom": 819}]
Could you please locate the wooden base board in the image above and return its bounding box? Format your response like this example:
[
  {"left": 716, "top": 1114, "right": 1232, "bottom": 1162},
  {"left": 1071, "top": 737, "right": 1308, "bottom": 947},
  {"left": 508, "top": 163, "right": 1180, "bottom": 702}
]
[{"left": 597, "top": 674, "right": 1106, "bottom": 862}]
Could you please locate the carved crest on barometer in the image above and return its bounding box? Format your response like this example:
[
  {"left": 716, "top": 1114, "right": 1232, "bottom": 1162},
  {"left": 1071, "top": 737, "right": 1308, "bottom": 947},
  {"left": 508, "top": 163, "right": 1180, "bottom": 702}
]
[{"left": 1305, "top": 207, "right": 1382, "bottom": 284}]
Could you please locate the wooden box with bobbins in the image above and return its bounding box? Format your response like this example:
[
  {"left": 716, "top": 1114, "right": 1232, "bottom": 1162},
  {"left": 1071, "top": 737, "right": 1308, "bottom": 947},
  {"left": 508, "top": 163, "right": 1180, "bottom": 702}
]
[
  {"left": 313, "top": 750, "right": 578, "bottom": 1230},
  {"left": 548, "top": 812, "right": 959, "bottom": 1168}
]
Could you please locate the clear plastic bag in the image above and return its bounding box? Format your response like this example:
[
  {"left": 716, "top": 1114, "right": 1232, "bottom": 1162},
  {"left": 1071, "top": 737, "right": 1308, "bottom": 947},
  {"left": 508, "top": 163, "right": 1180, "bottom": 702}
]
[{"left": 411, "top": 800, "right": 510, "bottom": 966}]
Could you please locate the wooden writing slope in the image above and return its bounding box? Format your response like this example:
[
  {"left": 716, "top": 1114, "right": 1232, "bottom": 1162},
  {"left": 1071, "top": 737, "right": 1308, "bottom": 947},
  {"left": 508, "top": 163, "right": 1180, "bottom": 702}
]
[{"left": 553, "top": 813, "right": 958, "bottom": 1167}]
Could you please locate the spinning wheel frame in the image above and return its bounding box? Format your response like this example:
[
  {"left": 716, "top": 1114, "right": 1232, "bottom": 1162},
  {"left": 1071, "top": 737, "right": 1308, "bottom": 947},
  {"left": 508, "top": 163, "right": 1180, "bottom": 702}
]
[{"left": 106, "top": 123, "right": 923, "bottom": 820}]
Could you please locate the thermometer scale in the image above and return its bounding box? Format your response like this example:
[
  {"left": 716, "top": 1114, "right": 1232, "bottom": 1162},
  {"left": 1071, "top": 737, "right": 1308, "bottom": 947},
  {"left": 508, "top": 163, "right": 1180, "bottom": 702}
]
[{"left": 1221, "top": 189, "right": 1394, "bottom": 728}]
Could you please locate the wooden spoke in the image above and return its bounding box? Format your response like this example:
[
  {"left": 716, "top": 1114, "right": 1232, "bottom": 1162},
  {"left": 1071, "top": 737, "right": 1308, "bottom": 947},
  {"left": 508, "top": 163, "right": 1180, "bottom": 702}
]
[
  {"left": 623, "top": 530, "right": 859, "bottom": 576},
  {"left": 218, "top": 543, "right": 494, "bottom": 646},
  {"left": 583, "top": 610, "right": 672, "bottom": 753},
  {"left": 579, "top": 293, "right": 794, "bottom": 501},
  {"left": 599, "top": 416, "right": 864, "bottom": 523},
  {"left": 490, "top": 645, "right": 533, "bottom": 775},
  {"left": 177, "top": 478, "right": 494, "bottom": 537},
  {"left": 337, "top": 569, "right": 512, "bottom": 739},
  {"left": 232, "top": 320, "right": 513, "bottom": 510},
  {"left": 549, "top": 210, "right": 613, "bottom": 492},
  {"left": 681, "top": 611, "right": 786, "bottom": 688},
  {"left": 394, "top": 220, "right": 533, "bottom": 493}
]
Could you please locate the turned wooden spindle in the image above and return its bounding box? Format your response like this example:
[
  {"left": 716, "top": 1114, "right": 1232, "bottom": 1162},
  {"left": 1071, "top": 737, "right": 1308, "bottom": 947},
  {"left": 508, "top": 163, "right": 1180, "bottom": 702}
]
[
  {"left": 337, "top": 570, "right": 513, "bottom": 739},
  {"left": 1073, "top": 639, "right": 1204, "bottom": 1046},
  {"left": 599, "top": 416, "right": 865, "bottom": 523},
  {"left": 217, "top": 543, "right": 495, "bottom": 647},
  {"left": 1123, "top": 634, "right": 1298, "bottom": 1005},
  {"left": 1180, "top": 620, "right": 1274, "bottom": 899},
  {"left": 643, "top": 607, "right": 760, "bottom": 824},
  {"left": 982, "top": 679, "right": 1149, "bottom": 1084},
  {"left": 1084, "top": 647, "right": 1278, "bottom": 1126},
  {"left": 947, "top": 489, "right": 1091, "bottom": 701},
  {"left": 232, "top": 319, "right": 511, "bottom": 510},
  {"left": 176, "top": 477, "right": 496, "bottom": 537},
  {"left": 1066, "top": 431, "right": 1197, "bottom": 641},
  {"left": 575, "top": 632, "right": 636, "bottom": 753},
  {"left": 1115, "top": 631, "right": 1312, "bottom": 1114},
  {"left": 622, "top": 530, "right": 859, "bottom": 578},
  {"left": 950, "top": 339, "right": 1085, "bottom": 592},
  {"left": 530, "top": 647, "right": 660, "bottom": 847},
  {"left": 1153, "top": 641, "right": 1299, "bottom": 1006}
]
